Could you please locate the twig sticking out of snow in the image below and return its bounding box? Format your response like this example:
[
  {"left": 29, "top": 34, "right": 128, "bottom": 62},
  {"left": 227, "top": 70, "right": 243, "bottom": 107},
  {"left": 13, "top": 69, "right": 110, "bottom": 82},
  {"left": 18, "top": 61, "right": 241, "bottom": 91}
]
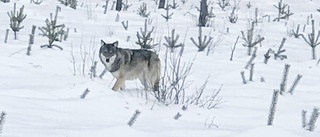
[{"left": 127, "top": 110, "right": 141, "bottom": 127}]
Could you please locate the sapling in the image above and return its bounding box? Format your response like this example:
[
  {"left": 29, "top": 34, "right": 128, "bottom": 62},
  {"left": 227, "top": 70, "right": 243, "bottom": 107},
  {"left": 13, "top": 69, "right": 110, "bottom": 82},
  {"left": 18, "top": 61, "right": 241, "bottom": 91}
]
[
  {"left": 30, "top": 25, "right": 36, "bottom": 44},
  {"left": 137, "top": 2, "right": 150, "bottom": 17},
  {"left": 273, "top": 0, "right": 293, "bottom": 21},
  {"left": 163, "top": 29, "right": 184, "bottom": 52},
  {"left": 264, "top": 48, "right": 273, "bottom": 64},
  {"left": 27, "top": 34, "right": 33, "bottom": 56},
  {"left": 241, "top": 22, "right": 265, "bottom": 56},
  {"left": 288, "top": 74, "right": 302, "bottom": 95},
  {"left": 89, "top": 61, "right": 97, "bottom": 78},
  {"left": 228, "top": 0, "right": 239, "bottom": 24},
  {"left": 7, "top": 3, "right": 27, "bottom": 40},
  {"left": 246, "top": 1, "right": 252, "bottom": 9},
  {"left": 111, "top": 1, "right": 116, "bottom": 10},
  {"left": 190, "top": 26, "right": 213, "bottom": 52},
  {"left": 303, "top": 108, "right": 320, "bottom": 131},
  {"left": 38, "top": 6, "right": 65, "bottom": 50},
  {"left": 169, "top": 0, "right": 179, "bottom": 9},
  {"left": 228, "top": 6, "right": 238, "bottom": 23},
  {"left": 63, "top": 28, "right": 69, "bottom": 41},
  {"left": 302, "top": 110, "right": 307, "bottom": 128},
  {"left": 103, "top": 0, "right": 109, "bottom": 14},
  {"left": 307, "top": 108, "right": 320, "bottom": 131},
  {"left": 4, "top": 29, "right": 9, "bottom": 43},
  {"left": 244, "top": 47, "right": 257, "bottom": 69},
  {"left": 291, "top": 24, "right": 301, "bottom": 38},
  {"left": 161, "top": 2, "right": 174, "bottom": 22},
  {"left": 267, "top": 90, "right": 280, "bottom": 125},
  {"left": 122, "top": 0, "right": 132, "bottom": 11},
  {"left": 121, "top": 20, "right": 129, "bottom": 30},
  {"left": 240, "top": 71, "right": 247, "bottom": 84},
  {"left": 299, "top": 20, "right": 320, "bottom": 60},
  {"left": 136, "top": 19, "right": 157, "bottom": 49},
  {"left": 274, "top": 37, "right": 287, "bottom": 60},
  {"left": 249, "top": 63, "right": 255, "bottom": 81},
  {"left": 230, "top": 36, "right": 239, "bottom": 61},
  {"left": 217, "top": 0, "right": 230, "bottom": 11},
  {"left": 280, "top": 64, "right": 290, "bottom": 94}
]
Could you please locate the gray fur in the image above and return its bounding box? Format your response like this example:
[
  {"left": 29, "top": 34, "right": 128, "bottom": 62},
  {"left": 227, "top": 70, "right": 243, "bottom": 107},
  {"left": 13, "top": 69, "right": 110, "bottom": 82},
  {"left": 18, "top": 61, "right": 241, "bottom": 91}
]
[{"left": 99, "top": 40, "right": 161, "bottom": 91}]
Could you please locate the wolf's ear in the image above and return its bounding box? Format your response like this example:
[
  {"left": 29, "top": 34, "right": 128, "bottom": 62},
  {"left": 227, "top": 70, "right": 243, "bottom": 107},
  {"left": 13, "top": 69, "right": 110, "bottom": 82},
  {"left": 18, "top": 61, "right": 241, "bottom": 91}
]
[
  {"left": 101, "top": 40, "right": 106, "bottom": 46},
  {"left": 113, "top": 41, "right": 119, "bottom": 47}
]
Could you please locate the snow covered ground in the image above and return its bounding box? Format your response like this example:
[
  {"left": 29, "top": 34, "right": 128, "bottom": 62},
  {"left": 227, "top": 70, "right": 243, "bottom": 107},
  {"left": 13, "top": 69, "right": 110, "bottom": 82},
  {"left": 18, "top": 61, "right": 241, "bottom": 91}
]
[{"left": 0, "top": 0, "right": 320, "bottom": 136}]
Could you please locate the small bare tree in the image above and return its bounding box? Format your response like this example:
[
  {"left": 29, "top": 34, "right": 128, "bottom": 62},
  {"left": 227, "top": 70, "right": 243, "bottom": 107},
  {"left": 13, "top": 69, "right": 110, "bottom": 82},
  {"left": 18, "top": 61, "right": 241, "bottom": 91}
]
[{"left": 155, "top": 47, "right": 193, "bottom": 104}]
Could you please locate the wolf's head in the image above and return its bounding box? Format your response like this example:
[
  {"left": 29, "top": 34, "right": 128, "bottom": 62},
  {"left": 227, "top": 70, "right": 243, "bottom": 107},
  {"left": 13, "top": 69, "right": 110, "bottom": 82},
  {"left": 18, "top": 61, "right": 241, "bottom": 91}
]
[{"left": 100, "top": 40, "right": 118, "bottom": 62}]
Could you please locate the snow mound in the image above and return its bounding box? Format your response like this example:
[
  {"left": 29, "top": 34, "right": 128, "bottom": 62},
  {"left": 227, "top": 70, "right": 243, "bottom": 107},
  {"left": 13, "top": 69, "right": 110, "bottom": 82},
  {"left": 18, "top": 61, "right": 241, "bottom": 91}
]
[{"left": 231, "top": 126, "right": 302, "bottom": 137}]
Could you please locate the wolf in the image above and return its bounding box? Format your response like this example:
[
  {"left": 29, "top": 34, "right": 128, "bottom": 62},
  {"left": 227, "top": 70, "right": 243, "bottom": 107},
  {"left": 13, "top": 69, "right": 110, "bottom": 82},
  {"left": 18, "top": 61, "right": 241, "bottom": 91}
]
[{"left": 99, "top": 40, "right": 161, "bottom": 91}]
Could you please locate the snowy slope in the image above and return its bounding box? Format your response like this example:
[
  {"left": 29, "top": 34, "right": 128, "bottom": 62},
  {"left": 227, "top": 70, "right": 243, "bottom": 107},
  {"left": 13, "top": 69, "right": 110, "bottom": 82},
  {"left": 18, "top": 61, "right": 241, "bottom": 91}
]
[{"left": 0, "top": 0, "right": 320, "bottom": 137}]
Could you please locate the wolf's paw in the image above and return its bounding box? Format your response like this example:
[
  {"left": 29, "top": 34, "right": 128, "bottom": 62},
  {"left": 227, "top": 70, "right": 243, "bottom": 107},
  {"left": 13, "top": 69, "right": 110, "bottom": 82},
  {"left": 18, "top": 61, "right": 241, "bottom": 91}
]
[{"left": 112, "top": 87, "right": 119, "bottom": 91}]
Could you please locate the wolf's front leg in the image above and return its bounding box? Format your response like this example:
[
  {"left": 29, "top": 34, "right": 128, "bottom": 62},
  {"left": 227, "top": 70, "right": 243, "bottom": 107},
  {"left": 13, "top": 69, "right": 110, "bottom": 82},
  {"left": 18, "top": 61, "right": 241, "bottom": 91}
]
[
  {"left": 112, "top": 77, "right": 125, "bottom": 91},
  {"left": 120, "top": 83, "right": 126, "bottom": 90}
]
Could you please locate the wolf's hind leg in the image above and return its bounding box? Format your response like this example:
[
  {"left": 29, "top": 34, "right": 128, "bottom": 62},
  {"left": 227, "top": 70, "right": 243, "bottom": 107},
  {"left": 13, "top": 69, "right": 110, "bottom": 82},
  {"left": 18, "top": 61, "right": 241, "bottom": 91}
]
[{"left": 139, "top": 74, "right": 150, "bottom": 91}]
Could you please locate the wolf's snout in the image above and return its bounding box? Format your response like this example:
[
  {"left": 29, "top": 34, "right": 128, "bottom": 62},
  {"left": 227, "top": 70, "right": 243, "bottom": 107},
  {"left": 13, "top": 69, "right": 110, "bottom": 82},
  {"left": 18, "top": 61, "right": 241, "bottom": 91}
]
[{"left": 106, "top": 58, "right": 110, "bottom": 62}]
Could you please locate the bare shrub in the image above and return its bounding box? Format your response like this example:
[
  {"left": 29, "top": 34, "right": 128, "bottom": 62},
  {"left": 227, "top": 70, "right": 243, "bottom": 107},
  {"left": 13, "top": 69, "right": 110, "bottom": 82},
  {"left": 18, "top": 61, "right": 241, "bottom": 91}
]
[{"left": 154, "top": 47, "right": 193, "bottom": 104}]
